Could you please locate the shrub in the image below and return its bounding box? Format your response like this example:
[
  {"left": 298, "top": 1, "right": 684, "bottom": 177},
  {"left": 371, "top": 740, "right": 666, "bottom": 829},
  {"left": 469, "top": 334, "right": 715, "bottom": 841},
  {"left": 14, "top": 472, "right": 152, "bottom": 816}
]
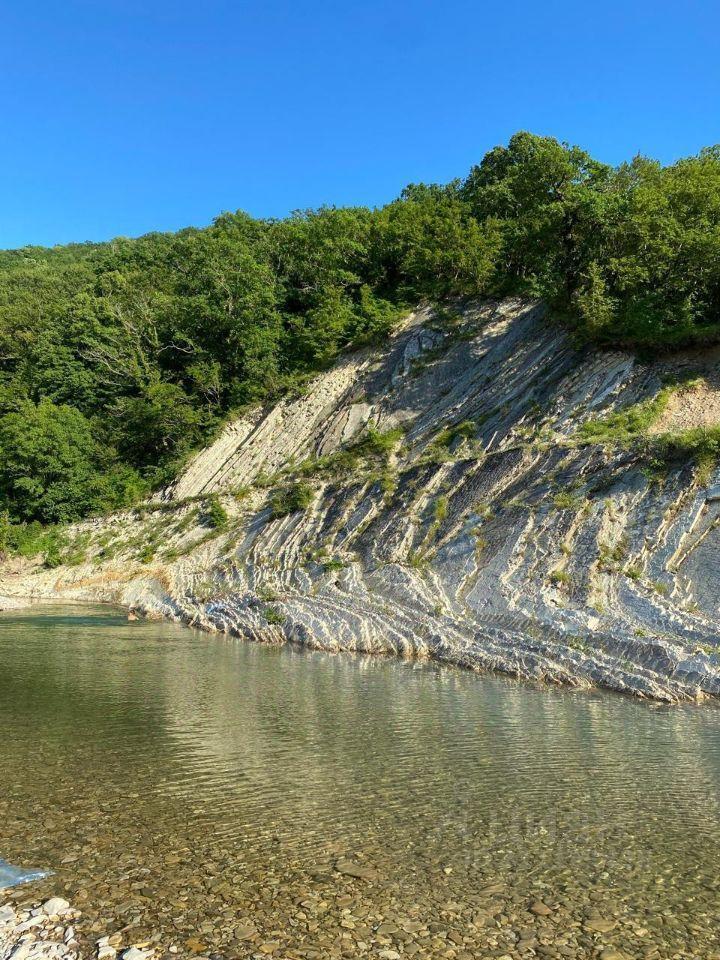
[
  {"left": 138, "top": 544, "right": 155, "bottom": 564},
  {"left": 264, "top": 606, "right": 286, "bottom": 625},
  {"left": 270, "top": 481, "right": 315, "bottom": 518},
  {"left": 552, "top": 491, "right": 585, "bottom": 510},
  {"left": 205, "top": 494, "right": 229, "bottom": 530},
  {"left": 0, "top": 518, "right": 67, "bottom": 562},
  {"left": 351, "top": 427, "right": 404, "bottom": 459},
  {"left": 652, "top": 426, "right": 720, "bottom": 473}
]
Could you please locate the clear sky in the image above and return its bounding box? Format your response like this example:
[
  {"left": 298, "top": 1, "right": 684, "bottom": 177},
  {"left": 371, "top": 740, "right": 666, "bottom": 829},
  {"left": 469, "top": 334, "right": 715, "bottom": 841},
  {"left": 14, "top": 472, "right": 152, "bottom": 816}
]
[{"left": 2, "top": 0, "right": 718, "bottom": 249}]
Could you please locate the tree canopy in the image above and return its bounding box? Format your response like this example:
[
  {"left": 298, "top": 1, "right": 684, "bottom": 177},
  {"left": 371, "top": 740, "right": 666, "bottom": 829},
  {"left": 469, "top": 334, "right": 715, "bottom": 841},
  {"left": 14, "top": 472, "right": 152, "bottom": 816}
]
[{"left": 1, "top": 132, "right": 719, "bottom": 523}]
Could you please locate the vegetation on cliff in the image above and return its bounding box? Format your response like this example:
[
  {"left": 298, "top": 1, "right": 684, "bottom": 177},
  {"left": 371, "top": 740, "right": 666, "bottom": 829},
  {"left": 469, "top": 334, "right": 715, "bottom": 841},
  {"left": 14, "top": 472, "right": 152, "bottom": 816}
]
[{"left": 1, "top": 132, "right": 719, "bottom": 523}]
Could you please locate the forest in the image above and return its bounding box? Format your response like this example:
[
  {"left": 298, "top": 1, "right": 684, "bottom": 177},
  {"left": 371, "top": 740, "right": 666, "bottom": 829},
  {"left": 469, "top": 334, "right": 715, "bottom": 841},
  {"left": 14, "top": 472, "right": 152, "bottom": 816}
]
[{"left": 1, "top": 132, "right": 719, "bottom": 525}]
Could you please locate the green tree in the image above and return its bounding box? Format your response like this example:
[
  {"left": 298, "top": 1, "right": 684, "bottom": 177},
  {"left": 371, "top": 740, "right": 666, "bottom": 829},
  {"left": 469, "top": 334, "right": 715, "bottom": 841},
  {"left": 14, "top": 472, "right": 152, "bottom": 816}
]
[
  {"left": 460, "top": 131, "right": 611, "bottom": 298},
  {"left": 109, "top": 379, "right": 206, "bottom": 473},
  {"left": 1, "top": 133, "right": 720, "bottom": 526},
  {"left": 0, "top": 401, "right": 104, "bottom": 522}
]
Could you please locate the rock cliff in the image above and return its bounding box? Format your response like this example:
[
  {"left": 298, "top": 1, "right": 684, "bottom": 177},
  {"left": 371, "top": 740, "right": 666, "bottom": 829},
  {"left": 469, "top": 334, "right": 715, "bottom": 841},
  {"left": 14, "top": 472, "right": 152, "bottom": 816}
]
[{"left": 4, "top": 299, "right": 720, "bottom": 702}]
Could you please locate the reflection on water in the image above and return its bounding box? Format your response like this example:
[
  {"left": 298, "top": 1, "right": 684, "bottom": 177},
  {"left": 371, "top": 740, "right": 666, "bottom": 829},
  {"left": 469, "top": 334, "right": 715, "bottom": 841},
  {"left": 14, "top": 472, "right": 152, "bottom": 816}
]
[
  {"left": 1, "top": 605, "right": 720, "bottom": 957},
  {"left": 0, "top": 859, "right": 49, "bottom": 889}
]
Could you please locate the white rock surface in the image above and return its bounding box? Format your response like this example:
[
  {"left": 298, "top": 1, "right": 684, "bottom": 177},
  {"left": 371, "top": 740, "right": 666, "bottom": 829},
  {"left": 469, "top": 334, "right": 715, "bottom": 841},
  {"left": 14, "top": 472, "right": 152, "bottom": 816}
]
[
  {"left": 0, "top": 900, "right": 157, "bottom": 960},
  {"left": 119, "top": 949, "right": 148, "bottom": 960},
  {"left": 3, "top": 298, "right": 720, "bottom": 702},
  {"left": 40, "top": 902, "right": 69, "bottom": 919}
]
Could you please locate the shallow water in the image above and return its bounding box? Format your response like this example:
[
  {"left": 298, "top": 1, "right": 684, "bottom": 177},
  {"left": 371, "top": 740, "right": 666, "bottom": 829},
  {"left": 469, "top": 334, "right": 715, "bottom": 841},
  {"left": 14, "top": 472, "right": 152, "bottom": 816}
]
[{"left": 2, "top": 606, "right": 720, "bottom": 958}]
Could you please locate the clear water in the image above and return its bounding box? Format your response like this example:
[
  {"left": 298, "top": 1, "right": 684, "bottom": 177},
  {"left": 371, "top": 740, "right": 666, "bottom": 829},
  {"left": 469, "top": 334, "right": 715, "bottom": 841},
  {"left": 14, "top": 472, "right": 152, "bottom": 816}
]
[{"left": 2, "top": 605, "right": 720, "bottom": 958}]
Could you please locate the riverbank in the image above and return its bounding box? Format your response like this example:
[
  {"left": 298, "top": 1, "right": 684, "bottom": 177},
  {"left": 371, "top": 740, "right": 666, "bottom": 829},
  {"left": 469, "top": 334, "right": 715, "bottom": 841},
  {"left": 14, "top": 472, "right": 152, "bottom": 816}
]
[
  {"left": 0, "top": 596, "right": 26, "bottom": 612},
  {"left": 0, "top": 896, "right": 154, "bottom": 960},
  {"left": 3, "top": 299, "right": 720, "bottom": 703}
]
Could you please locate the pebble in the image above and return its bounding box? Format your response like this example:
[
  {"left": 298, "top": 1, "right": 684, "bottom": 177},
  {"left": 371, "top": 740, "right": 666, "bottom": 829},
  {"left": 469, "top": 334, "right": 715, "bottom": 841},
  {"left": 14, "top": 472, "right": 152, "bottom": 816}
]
[
  {"left": 584, "top": 918, "right": 616, "bottom": 933},
  {"left": 233, "top": 923, "right": 257, "bottom": 941},
  {"left": 41, "top": 899, "right": 70, "bottom": 917},
  {"left": 183, "top": 939, "right": 206, "bottom": 954},
  {"left": 530, "top": 902, "right": 553, "bottom": 916},
  {"left": 0, "top": 899, "right": 159, "bottom": 960},
  {"left": 334, "top": 860, "right": 379, "bottom": 881}
]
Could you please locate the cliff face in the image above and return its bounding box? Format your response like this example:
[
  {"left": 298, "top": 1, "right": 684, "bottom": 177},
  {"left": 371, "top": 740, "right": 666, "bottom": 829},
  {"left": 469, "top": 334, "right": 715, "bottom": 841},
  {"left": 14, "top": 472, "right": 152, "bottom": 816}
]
[{"left": 4, "top": 299, "right": 720, "bottom": 702}]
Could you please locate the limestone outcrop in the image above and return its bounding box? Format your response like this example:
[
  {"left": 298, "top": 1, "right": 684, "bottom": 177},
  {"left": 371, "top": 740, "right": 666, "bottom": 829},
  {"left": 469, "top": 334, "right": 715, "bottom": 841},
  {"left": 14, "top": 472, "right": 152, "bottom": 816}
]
[{"left": 4, "top": 299, "right": 720, "bottom": 702}]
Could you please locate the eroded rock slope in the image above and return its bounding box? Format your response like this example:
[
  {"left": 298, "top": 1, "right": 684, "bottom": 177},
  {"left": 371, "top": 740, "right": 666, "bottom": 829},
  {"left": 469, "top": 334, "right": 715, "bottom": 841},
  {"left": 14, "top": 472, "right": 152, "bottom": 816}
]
[{"left": 4, "top": 299, "right": 720, "bottom": 702}]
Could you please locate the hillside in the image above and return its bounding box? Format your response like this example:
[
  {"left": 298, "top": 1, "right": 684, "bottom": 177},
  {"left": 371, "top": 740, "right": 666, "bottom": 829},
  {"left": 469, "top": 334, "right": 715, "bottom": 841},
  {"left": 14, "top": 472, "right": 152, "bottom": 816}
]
[
  {"left": 2, "top": 132, "right": 720, "bottom": 532},
  {"left": 3, "top": 298, "right": 720, "bottom": 702}
]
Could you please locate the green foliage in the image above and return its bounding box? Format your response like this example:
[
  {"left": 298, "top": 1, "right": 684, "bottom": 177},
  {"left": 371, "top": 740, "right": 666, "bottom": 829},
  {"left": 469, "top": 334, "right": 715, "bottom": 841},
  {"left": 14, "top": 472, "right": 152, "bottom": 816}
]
[
  {"left": 407, "top": 549, "right": 428, "bottom": 570},
  {"left": 257, "top": 586, "right": 279, "bottom": 602},
  {"left": 1, "top": 518, "right": 56, "bottom": 558},
  {"left": 552, "top": 491, "right": 586, "bottom": 510},
  {"left": 580, "top": 379, "right": 720, "bottom": 480},
  {"left": 138, "top": 543, "right": 156, "bottom": 564},
  {"left": 0, "top": 400, "right": 143, "bottom": 523},
  {"left": 651, "top": 426, "right": 720, "bottom": 474},
  {"left": 204, "top": 494, "right": 229, "bottom": 530},
  {"left": 375, "top": 183, "right": 502, "bottom": 298},
  {"left": 433, "top": 495, "right": 448, "bottom": 523},
  {"left": 579, "top": 384, "right": 677, "bottom": 445},
  {"left": 351, "top": 426, "right": 404, "bottom": 458},
  {"left": 597, "top": 539, "right": 627, "bottom": 571},
  {"left": 0, "top": 516, "right": 70, "bottom": 568},
  {"left": 62, "top": 531, "right": 91, "bottom": 566},
  {"left": 293, "top": 427, "right": 403, "bottom": 485},
  {"left": 2, "top": 133, "right": 720, "bottom": 524},
  {"left": 452, "top": 420, "right": 477, "bottom": 441},
  {"left": 263, "top": 606, "right": 286, "bottom": 625},
  {"left": 550, "top": 569, "right": 571, "bottom": 585},
  {"left": 425, "top": 420, "right": 478, "bottom": 462},
  {"left": 270, "top": 481, "right": 315, "bottom": 519}
]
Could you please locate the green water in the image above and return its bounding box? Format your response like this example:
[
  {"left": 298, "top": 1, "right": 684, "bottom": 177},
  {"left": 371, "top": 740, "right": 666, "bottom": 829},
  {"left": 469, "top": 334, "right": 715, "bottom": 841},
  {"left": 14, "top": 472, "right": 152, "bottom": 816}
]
[{"left": 1, "top": 605, "right": 719, "bottom": 958}]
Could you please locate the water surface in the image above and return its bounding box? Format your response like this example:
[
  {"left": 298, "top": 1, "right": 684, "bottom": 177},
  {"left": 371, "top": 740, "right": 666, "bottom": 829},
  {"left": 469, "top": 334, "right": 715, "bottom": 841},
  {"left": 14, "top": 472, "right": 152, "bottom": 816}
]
[{"left": 1, "top": 605, "right": 719, "bottom": 958}]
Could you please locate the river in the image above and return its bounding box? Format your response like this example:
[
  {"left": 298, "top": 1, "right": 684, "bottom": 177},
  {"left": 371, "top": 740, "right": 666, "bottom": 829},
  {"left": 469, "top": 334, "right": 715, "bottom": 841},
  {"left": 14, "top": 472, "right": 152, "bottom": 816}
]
[{"left": 1, "top": 605, "right": 719, "bottom": 958}]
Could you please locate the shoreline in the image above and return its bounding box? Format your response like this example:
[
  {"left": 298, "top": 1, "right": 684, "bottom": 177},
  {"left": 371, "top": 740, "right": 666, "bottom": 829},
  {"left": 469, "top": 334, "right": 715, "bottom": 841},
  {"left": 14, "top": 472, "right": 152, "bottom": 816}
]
[
  {"left": 3, "top": 301, "right": 720, "bottom": 707},
  {"left": 0, "top": 595, "right": 29, "bottom": 612},
  {"left": 0, "top": 896, "right": 156, "bottom": 960},
  {"left": 3, "top": 590, "right": 719, "bottom": 708}
]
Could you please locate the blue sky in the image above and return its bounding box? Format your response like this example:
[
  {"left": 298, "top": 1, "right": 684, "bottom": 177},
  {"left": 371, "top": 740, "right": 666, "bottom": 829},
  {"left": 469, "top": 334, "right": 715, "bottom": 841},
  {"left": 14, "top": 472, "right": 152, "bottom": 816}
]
[{"left": 1, "top": 0, "right": 718, "bottom": 248}]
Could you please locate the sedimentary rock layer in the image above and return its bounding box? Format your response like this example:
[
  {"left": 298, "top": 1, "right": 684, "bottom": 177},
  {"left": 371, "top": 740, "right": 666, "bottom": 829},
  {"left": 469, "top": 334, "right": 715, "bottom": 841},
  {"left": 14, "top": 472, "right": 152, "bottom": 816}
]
[{"left": 3, "top": 299, "right": 720, "bottom": 702}]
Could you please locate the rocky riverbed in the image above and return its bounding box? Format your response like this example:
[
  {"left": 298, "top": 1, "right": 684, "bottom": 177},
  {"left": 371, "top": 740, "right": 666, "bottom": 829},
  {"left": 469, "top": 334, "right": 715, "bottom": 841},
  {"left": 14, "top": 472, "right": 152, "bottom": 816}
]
[
  {"left": 4, "top": 608, "right": 720, "bottom": 960},
  {"left": 0, "top": 897, "right": 154, "bottom": 960},
  {"left": 2, "top": 864, "right": 718, "bottom": 960}
]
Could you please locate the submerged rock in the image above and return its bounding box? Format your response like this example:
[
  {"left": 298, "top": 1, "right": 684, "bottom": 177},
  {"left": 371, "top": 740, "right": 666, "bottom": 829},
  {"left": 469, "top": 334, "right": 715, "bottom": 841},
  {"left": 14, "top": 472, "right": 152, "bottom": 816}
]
[{"left": 334, "top": 860, "right": 379, "bottom": 881}]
